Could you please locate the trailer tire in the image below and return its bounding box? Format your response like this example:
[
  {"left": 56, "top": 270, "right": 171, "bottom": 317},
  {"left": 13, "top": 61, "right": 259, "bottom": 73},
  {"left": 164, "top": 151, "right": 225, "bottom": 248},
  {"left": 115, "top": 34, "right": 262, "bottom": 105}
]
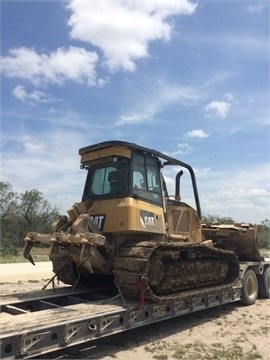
[
  {"left": 258, "top": 267, "right": 270, "bottom": 299},
  {"left": 241, "top": 269, "right": 258, "bottom": 305}
]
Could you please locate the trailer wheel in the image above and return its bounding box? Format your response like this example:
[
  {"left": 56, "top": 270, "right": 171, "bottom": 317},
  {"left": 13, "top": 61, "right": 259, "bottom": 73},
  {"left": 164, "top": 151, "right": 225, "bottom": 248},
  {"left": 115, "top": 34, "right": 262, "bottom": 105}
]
[
  {"left": 258, "top": 267, "right": 270, "bottom": 299},
  {"left": 241, "top": 269, "right": 258, "bottom": 305}
]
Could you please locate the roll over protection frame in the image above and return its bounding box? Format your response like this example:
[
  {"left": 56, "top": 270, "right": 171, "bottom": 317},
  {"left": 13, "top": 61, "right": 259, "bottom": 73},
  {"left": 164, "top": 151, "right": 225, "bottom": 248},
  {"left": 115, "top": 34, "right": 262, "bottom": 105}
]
[{"left": 79, "top": 140, "right": 202, "bottom": 219}]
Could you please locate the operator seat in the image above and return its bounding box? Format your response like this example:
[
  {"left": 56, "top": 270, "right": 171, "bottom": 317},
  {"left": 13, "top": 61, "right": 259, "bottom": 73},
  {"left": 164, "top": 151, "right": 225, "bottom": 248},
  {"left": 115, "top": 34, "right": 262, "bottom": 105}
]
[{"left": 108, "top": 170, "right": 122, "bottom": 194}]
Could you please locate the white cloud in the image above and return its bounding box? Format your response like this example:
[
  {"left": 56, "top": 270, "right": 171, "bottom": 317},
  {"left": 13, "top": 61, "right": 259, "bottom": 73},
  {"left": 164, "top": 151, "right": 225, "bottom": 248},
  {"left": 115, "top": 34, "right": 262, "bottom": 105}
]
[
  {"left": 12, "top": 85, "right": 56, "bottom": 105},
  {"left": 248, "top": 187, "right": 268, "bottom": 197},
  {"left": 48, "top": 108, "right": 56, "bottom": 115},
  {"left": 162, "top": 143, "right": 193, "bottom": 160},
  {"left": 21, "top": 135, "right": 46, "bottom": 154},
  {"left": 205, "top": 100, "right": 231, "bottom": 118},
  {"left": 96, "top": 77, "right": 109, "bottom": 87},
  {"left": 1, "top": 111, "right": 127, "bottom": 212},
  {"left": 118, "top": 80, "right": 202, "bottom": 124},
  {"left": 194, "top": 167, "right": 212, "bottom": 178},
  {"left": 139, "top": 160, "right": 269, "bottom": 223},
  {"left": 163, "top": 143, "right": 193, "bottom": 158},
  {"left": 185, "top": 32, "right": 267, "bottom": 58},
  {"left": 67, "top": 0, "right": 197, "bottom": 72},
  {"left": 0, "top": 46, "right": 99, "bottom": 86},
  {"left": 175, "top": 142, "right": 193, "bottom": 154},
  {"left": 1, "top": 129, "right": 87, "bottom": 212},
  {"left": 198, "top": 164, "right": 269, "bottom": 223},
  {"left": 223, "top": 92, "right": 234, "bottom": 102},
  {"left": 185, "top": 129, "right": 209, "bottom": 138},
  {"left": 119, "top": 114, "right": 147, "bottom": 124},
  {"left": 246, "top": 4, "right": 266, "bottom": 14}
]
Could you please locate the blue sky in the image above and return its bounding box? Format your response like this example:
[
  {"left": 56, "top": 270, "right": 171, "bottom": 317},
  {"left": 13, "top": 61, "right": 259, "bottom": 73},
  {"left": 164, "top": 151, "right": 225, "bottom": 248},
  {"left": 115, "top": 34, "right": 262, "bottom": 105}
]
[{"left": 1, "top": 0, "right": 269, "bottom": 223}]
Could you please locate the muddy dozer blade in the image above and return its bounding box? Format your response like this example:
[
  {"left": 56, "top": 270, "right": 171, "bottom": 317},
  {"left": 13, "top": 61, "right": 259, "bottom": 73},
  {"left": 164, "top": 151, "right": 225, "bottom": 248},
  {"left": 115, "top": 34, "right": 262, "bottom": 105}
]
[
  {"left": 23, "top": 214, "right": 110, "bottom": 286},
  {"left": 202, "top": 223, "right": 262, "bottom": 261}
]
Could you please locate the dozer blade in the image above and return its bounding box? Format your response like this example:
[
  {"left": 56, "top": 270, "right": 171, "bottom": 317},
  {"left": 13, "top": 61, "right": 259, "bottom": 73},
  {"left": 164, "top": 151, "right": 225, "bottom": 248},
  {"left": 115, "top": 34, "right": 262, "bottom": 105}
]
[{"left": 202, "top": 223, "right": 262, "bottom": 261}]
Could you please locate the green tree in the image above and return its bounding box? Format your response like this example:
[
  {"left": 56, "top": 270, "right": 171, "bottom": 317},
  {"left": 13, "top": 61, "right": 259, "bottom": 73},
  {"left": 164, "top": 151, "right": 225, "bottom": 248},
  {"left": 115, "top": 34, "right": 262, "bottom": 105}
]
[
  {"left": 0, "top": 182, "right": 19, "bottom": 218},
  {"left": 201, "top": 214, "right": 235, "bottom": 224},
  {"left": 0, "top": 182, "right": 20, "bottom": 255},
  {"left": 257, "top": 218, "right": 270, "bottom": 249},
  {"left": 19, "top": 189, "right": 59, "bottom": 232},
  {"left": 0, "top": 182, "right": 59, "bottom": 256}
]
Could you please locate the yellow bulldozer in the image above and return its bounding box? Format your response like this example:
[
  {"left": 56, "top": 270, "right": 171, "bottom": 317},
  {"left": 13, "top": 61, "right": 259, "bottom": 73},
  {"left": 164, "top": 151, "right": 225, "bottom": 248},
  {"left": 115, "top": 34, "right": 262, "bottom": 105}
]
[{"left": 24, "top": 140, "right": 260, "bottom": 302}]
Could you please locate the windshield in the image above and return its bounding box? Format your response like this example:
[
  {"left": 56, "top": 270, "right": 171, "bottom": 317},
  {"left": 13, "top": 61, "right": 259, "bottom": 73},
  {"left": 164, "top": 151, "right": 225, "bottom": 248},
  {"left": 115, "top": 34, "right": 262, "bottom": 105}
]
[{"left": 82, "top": 158, "right": 129, "bottom": 200}]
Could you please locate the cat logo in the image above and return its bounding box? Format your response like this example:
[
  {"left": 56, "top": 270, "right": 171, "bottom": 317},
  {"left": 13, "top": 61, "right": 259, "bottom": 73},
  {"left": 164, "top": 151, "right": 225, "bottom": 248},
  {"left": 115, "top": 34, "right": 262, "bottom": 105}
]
[
  {"left": 144, "top": 216, "right": 155, "bottom": 226},
  {"left": 140, "top": 210, "right": 155, "bottom": 228},
  {"left": 89, "top": 215, "right": 106, "bottom": 231}
]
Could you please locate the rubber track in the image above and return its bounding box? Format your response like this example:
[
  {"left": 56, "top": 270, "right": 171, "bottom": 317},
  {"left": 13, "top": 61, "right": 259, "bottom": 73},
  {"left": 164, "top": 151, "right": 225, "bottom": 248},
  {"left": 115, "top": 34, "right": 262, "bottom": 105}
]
[{"left": 113, "top": 240, "right": 240, "bottom": 303}]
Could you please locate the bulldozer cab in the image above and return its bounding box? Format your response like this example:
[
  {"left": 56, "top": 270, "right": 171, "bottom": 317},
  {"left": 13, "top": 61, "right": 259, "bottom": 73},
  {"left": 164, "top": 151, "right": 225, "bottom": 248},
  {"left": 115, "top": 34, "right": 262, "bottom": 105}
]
[
  {"left": 79, "top": 141, "right": 202, "bottom": 241},
  {"left": 81, "top": 146, "right": 163, "bottom": 206}
]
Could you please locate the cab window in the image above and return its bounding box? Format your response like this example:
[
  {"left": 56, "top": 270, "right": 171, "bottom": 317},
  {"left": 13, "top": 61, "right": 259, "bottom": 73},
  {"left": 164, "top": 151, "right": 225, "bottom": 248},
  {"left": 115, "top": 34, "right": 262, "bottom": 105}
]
[
  {"left": 132, "top": 152, "right": 162, "bottom": 205},
  {"left": 82, "top": 158, "right": 128, "bottom": 200}
]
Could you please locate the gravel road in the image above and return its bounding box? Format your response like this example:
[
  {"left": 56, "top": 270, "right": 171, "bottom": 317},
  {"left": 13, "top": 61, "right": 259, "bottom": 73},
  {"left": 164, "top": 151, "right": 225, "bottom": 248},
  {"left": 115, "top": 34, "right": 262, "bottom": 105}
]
[{"left": 0, "top": 261, "right": 54, "bottom": 283}]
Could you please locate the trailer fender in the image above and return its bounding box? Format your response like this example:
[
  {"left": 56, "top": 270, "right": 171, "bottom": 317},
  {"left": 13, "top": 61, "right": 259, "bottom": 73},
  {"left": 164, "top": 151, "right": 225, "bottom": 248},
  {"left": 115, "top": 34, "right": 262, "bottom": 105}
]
[
  {"left": 258, "top": 267, "right": 270, "bottom": 299},
  {"left": 241, "top": 269, "right": 258, "bottom": 305}
]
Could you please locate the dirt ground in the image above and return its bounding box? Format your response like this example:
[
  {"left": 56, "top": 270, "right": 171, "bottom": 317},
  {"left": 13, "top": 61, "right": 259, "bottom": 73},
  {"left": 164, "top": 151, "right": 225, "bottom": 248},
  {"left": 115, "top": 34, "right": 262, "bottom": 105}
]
[{"left": 0, "top": 262, "right": 269, "bottom": 360}]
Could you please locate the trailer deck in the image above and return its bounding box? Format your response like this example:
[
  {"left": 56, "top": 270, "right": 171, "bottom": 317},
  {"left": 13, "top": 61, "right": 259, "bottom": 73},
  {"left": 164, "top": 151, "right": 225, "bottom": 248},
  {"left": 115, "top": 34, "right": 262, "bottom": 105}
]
[
  {"left": 0, "top": 285, "right": 241, "bottom": 359},
  {"left": 1, "top": 258, "right": 269, "bottom": 359}
]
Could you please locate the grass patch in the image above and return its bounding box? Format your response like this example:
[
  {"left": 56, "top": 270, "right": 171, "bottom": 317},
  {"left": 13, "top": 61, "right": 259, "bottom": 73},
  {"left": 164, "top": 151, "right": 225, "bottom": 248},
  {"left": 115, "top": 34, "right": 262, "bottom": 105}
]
[
  {"left": 145, "top": 340, "right": 262, "bottom": 360},
  {"left": 215, "top": 320, "right": 223, "bottom": 326},
  {"left": 153, "top": 355, "right": 168, "bottom": 360},
  {"left": 172, "top": 342, "right": 262, "bottom": 360},
  {"left": 145, "top": 340, "right": 167, "bottom": 353},
  {"left": 261, "top": 326, "right": 270, "bottom": 336},
  {"left": 251, "top": 325, "right": 270, "bottom": 336},
  {"left": 0, "top": 246, "right": 50, "bottom": 263}
]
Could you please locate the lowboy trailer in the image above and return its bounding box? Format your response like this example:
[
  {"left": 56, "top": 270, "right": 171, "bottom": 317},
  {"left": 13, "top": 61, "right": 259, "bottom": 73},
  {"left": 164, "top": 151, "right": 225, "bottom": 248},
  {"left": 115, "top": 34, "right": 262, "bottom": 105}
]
[{"left": 1, "top": 258, "right": 269, "bottom": 359}]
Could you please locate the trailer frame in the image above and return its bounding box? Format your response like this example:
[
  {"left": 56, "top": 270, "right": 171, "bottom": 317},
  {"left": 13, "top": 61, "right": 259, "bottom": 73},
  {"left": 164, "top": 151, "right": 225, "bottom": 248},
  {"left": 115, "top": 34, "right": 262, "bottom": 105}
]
[{"left": 1, "top": 258, "right": 269, "bottom": 360}]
